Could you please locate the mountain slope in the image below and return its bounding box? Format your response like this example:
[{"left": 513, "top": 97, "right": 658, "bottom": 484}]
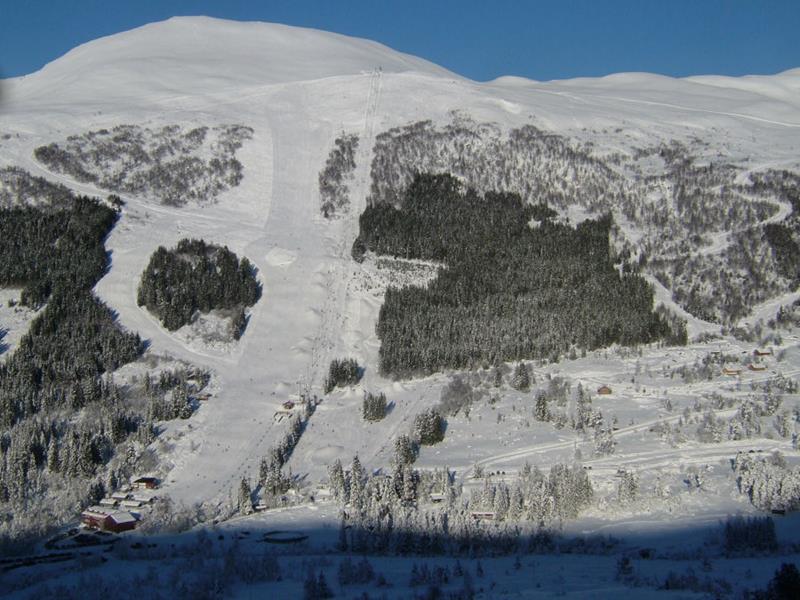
[
  {"left": 4, "top": 16, "right": 456, "bottom": 107},
  {"left": 0, "top": 19, "right": 799, "bottom": 575}
]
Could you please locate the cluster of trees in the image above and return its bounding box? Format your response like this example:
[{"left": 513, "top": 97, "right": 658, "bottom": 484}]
[
  {"left": 31, "top": 537, "right": 283, "bottom": 599},
  {"left": 329, "top": 454, "right": 592, "bottom": 526},
  {"left": 319, "top": 134, "right": 359, "bottom": 217},
  {"left": 642, "top": 155, "right": 796, "bottom": 324},
  {"left": 733, "top": 452, "right": 800, "bottom": 512},
  {"left": 0, "top": 196, "right": 119, "bottom": 307},
  {"left": 723, "top": 515, "right": 778, "bottom": 554},
  {"left": 751, "top": 563, "right": 800, "bottom": 599},
  {"left": 511, "top": 363, "right": 533, "bottom": 391},
  {"left": 327, "top": 455, "right": 592, "bottom": 556},
  {"left": 764, "top": 223, "right": 800, "bottom": 283},
  {"left": 467, "top": 463, "right": 593, "bottom": 524},
  {"left": 137, "top": 238, "right": 260, "bottom": 331},
  {"left": 146, "top": 377, "right": 193, "bottom": 421},
  {"left": 368, "top": 117, "right": 627, "bottom": 213},
  {"left": 34, "top": 124, "right": 253, "bottom": 206},
  {"left": 337, "top": 556, "right": 376, "bottom": 586},
  {"left": 303, "top": 569, "right": 334, "bottom": 599},
  {"left": 414, "top": 408, "right": 446, "bottom": 445},
  {"left": 776, "top": 300, "right": 800, "bottom": 328},
  {"left": 362, "top": 391, "right": 388, "bottom": 422},
  {"left": 0, "top": 378, "right": 140, "bottom": 498},
  {"left": 0, "top": 166, "right": 74, "bottom": 209},
  {"left": 693, "top": 388, "right": 791, "bottom": 444},
  {"left": 355, "top": 173, "right": 672, "bottom": 376},
  {"left": 248, "top": 397, "right": 318, "bottom": 510},
  {"left": 393, "top": 434, "right": 418, "bottom": 468},
  {"left": 323, "top": 357, "right": 361, "bottom": 393}
]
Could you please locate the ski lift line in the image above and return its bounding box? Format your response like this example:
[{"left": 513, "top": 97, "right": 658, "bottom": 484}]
[{"left": 306, "top": 68, "right": 382, "bottom": 391}]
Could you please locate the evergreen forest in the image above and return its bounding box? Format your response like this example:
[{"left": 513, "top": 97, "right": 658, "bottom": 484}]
[
  {"left": 354, "top": 173, "right": 673, "bottom": 377},
  {"left": 0, "top": 196, "right": 146, "bottom": 544},
  {"left": 137, "top": 238, "right": 261, "bottom": 331},
  {"left": 0, "top": 197, "right": 143, "bottom": 427}
]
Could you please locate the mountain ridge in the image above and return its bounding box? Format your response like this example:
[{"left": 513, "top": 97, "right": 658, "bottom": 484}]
[
  {"left": 5, "top": 16, "right": 799, "bottom": 109},
  {"left": 3, "top": 16, "right": 456, "bottom": 105}
]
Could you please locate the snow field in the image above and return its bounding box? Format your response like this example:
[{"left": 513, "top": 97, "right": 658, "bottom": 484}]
[{"left": 0, "top": 22, "right": 798, "bottom": 591}]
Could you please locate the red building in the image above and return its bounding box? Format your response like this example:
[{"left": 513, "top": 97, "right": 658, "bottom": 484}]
[
  {"left": 105, "top": 511, "right": 138, "bottom": 533},
  {"left": 80, "top": 507, "right": 138, "bottom": 532},
  {"left": 131, "top": 476, "right": 159, "bottom": 490},
  {"left": 81, "top": 507, "right": 112, "bottom": 529}
]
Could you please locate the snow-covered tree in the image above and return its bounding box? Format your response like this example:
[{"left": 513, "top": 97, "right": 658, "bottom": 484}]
[
  {"left": 349, "top": 455, "right": 366, "bottom": 510},
  {"left": 237, "top": 477, "right": 253, "bottom": 515},
  {"left": 534, "top": 391, "right": 550, "bottom": 422},
  {"left": 414, "top": 409, "right": 446, "bottom": 445},
  {"left": 328, "top": 458, "right": 346, "bottom": 501},
  {"left": 617, "top": 470, "right": 639, "bottom": 504},
  {"left": 593, "top": 426, "right": 616, "bottom": 455},
  {"left": 511, "top": 362, "right": 531, "bottom": 391},
  {"left": 393, "top": 434, "right": 416, "bottom": 467}
]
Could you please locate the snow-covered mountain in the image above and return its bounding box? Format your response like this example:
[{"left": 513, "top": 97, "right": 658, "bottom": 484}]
[
  {"left": 2, "top": 17, "right": 800, "bottom": 597},
  {"left": 4, "top": 16, "right": 454, "bottom": 104}
]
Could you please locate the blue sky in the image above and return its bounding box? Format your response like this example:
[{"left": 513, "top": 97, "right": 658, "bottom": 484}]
[{"left": 1, "top": 0, "right": 798, "bottom": 81}]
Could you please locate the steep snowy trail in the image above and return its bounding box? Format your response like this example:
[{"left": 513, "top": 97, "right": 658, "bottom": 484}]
[
  {"left": 283, "top": 70, "right": 400, "bottom": 478},
  {"left": 162, "top": 90, "right": 328, "bottom": 506}
]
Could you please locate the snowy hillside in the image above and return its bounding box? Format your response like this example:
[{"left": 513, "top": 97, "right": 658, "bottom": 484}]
[
  {"left": 1, "top": 16, "right": 799, "bottom": 598},
  {"left": 4, "top": 16, "right": 454, "bottom": 107}
]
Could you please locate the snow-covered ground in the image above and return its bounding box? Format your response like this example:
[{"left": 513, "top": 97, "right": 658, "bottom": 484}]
[
  {"left": 1, "top": 16, "right": 799, "bottom": 597},
  {"left": 0, "top": 288, "right": 39, "bottom": 361}
]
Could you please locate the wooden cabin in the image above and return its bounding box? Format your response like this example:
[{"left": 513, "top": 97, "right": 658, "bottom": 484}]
[
  {"left": 597, "top": 385, "right": 613, "bottom": 395},
  {"left": 722, "top": 367, "right": 742, "bottom": 376},
  {"left": 131, "top": 476, "right": 159, "bottom": 490},
  {"left": 748, "top": 363, "right": 767, "bottom": 372}
]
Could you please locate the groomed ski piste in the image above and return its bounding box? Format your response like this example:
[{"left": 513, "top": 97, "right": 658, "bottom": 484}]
[{"left": 1, "top": 16, "right": 800, "bottom": 598}]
